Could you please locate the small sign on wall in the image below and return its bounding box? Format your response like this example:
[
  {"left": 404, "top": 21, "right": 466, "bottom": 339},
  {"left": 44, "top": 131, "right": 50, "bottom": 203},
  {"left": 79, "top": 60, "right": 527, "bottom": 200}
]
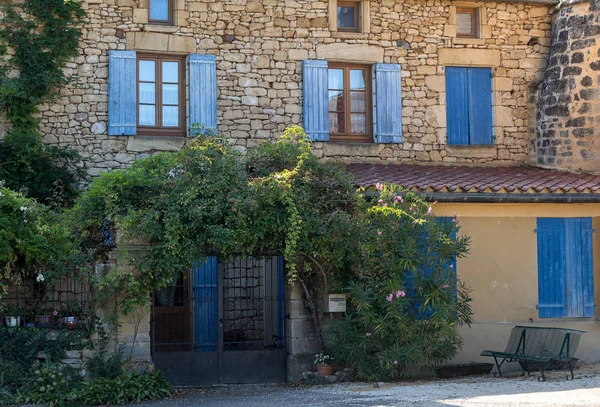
[{"left": 324, "top": 294, "right": 346, "bottom": 313}]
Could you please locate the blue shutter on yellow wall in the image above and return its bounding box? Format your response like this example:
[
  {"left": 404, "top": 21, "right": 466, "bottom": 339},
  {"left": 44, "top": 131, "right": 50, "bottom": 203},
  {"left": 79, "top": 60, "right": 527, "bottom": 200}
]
[
  {"left": 375, "top": 63, "right": 402, "bottom": 144},
  {"left": 468, "top": 68, "right": 494, "bottom": 145},
  {"left": 537, "top": 218, "right": 594, "bottom": 318},
  {"left": 302, "top": 60, "right": 329, "bottom": 141},
  {"left": 446, "top": 67, "right": 493, "bottom": 145},
  {"left": 108, "top": 50, "right": 137, "bottom": 136},
  {"left": 188, "top": 54, "right": 218, "bottom": 136},
  {"left": 194, "top": 256, "right": 218, "bottom": 351}
]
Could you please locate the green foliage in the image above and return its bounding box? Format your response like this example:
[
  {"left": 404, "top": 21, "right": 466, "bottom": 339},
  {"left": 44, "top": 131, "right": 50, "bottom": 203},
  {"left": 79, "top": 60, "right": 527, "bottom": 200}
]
[
  {"left": 0, "top": 187, "right": 83, "bottom": 297},
  {"left": 76, "top": 372, "right": 172, "bottom": 406},
  {"left": 328, "top": 185, "right": 472, "bottom": 381},
  {"left": 85, "top": 348, "right": 123, "bottom": 380},
  {"left": 18, "top": 364, "right": 82, "bottom": 407}
]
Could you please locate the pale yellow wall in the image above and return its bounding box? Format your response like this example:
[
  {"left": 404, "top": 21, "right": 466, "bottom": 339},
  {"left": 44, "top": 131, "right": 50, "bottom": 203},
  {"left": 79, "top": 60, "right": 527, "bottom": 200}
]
[{"left": 431, "top": 202, "right": 600, "bottom": 365}]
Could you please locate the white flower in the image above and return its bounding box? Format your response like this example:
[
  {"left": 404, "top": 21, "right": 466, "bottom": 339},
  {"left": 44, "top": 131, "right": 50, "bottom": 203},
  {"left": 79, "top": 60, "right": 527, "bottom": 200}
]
[
  {"left": 20, "top": 206, "right": 27, "bottom": 211},
  {"left": 36, "top": 274, "right": 45, "bottom": 282}
]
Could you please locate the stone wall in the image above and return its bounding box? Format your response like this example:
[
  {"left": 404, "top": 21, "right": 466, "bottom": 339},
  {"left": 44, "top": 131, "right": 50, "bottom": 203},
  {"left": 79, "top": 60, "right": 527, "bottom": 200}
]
[
  {"left": 15, "top": 0, "right": 554, "bottom": 179},
  {"left": 533, "top": 0, "right": 600, "bottom": 172}
]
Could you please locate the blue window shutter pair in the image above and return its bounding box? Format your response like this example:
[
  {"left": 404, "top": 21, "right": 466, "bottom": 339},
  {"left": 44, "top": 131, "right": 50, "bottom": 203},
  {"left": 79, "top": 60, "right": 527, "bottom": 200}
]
[
  {"left": 108, "top": 51, "right": 217, "bottom": 136},
  {"left": 302, "top": 60, "right": 402, "bottom": 143},
  {"left": 537, "top": 218, "right": 595, "bottom": 318},
  {"left": 446, "top": 67, "right": 493, "bottom": 145}
]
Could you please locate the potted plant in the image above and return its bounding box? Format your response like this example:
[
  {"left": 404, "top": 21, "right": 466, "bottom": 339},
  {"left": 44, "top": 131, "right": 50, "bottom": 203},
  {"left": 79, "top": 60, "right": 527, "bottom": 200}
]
[
  {"left": 36, "top": 308, "right": 58, "bottom": 328},
  {"left": 314, "top": 353, "right": 335, "bottom": 375},
  {"left": 3, "top": 305, "right": 25, "bottom": 327}
]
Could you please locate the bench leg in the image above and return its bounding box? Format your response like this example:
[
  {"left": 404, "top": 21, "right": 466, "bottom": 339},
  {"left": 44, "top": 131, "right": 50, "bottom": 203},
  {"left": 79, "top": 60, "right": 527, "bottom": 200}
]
[
  {"left": 492, "top": 356, "right": 506, "bottom": 378},
  {"left": 566, "top": 360, "right": 575, "bottom": 381},
  {"left": 537, "top": 361, "right": 552, "bottom": 382}
]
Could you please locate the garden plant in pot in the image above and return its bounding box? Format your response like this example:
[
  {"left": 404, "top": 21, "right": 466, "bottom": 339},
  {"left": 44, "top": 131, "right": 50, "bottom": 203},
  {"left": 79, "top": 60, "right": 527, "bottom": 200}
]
[
  {"left": 36, "top": 309, "right": 58, "bottom": 328},
  {"left": 3, "top": 305, "right": 25, "bottom": 327},
  {"left": 315, "top": 353, "right": 335, "bottom": 375}
]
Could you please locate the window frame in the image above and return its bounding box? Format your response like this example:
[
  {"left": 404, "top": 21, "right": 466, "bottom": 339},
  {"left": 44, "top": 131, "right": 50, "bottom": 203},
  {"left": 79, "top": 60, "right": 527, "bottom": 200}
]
[
  {"left": 148, "top": 0, "right": 174, "bottom": 26},
  {"left": 136, "top": 53, "right": 186, "bottom": 137},
  {"left": 455, "top": 7, "right": 478, "bottom": 38},
  {"left": 337, "top": 1, "right": 361, "bottom": 33},
  {"left": 328, "top": 62, "right": 373, "bottom": 143}
]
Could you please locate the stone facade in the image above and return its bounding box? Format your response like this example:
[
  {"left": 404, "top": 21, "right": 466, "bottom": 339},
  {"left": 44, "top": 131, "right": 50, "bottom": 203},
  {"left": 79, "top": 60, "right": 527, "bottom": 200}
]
[
  {"left": 534, "top": 0, "right": 600, "bottom": 172},
  {"left": 18, "top": 0, "right": 554, "bottom": 179}
]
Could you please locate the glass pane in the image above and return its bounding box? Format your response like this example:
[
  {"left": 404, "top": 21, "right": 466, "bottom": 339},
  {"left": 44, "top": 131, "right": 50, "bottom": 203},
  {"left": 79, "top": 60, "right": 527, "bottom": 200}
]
[
  {"left": 328, "top": 91, "right": 344, "bottom": 112},
  {"left": 162, "top": 83, "right": 179, "bottom": 105},
  {"left": 139, "top": 82, "right": 156, "bottom": 104},
  {"left": 456, "top": 12, "right": 473, "bottom": 35},
  {"left": 150, "top": 0, "right": 170, "bottom": 21},
  {"left": 139, "top": 60, "right": 156, "bottom": 82},
  {"left": 139, "top": 105, "right": 156, "bottom": 126},
  {"left": 350, "top": 92, "right": 366, "bottom": 112},
  {"left": 163, "top": 106, "right": 179, "bottom": 127},
  {"left": 350, "top": 70, "right": 365, "bottom": 90},
  {"left": 351, "top": 114, "right": 366, "bottom": 134},
  {"left": 162, "top": 61, "right": 179, "bottom": 83},
  {"left": 328, "top": 69, "right": 344, "bottom": 90},
  {"left": 338, "top": 5, "right": 357, "bottom": 29},
  {"left": 329, "top": 112, "right": 345, "bottom": 134}
]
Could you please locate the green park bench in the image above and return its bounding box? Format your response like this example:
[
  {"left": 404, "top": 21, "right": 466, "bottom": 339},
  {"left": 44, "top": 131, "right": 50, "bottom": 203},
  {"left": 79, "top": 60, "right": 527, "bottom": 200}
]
[{"left": 480, "top": 326, "right": 586, "bottom": 382}]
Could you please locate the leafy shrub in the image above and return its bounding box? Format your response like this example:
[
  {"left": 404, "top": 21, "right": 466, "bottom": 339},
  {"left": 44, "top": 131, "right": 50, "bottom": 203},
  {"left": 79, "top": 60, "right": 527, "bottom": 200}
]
[
  {"left": 328, "top": 185, "right": 472, "bottom": 381},
  {"left": 76, "top": 372, "right": 173, "bottom": 405},
  {"left": 18, "top": 364, "right": 82, "bottom": 407},
  {"left": 85, "top": 349, "right": 123, "bottom": 380}
]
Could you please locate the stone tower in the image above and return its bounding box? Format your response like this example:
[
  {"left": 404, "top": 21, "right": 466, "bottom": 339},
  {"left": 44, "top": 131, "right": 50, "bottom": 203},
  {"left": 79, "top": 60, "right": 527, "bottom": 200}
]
[{"left": 534, "top": 0, "right": 600, "bottom": 172}]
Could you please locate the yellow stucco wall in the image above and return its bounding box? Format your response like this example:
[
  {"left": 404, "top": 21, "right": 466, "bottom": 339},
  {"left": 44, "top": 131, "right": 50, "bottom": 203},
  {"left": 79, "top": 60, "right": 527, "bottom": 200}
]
[{"left": 432, "top": 202, "right": 600, "bottom": 366}]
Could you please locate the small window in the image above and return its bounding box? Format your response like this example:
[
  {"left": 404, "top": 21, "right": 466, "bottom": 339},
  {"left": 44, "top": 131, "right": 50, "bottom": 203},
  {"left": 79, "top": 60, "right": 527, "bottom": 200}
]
[
  {"left": 137, "top": 54, "right": 185, "bottom": 136},
  {"left": 149, "top": 0, "right": 173, "bottom": 25},
  {"left": 337, "top": 1, "right": 360, "bottom": 32},
  {"left": 456, "top": 8, "right": 478, "bottom": 38},
  {"left": 328, "top": 63, "right": 372, "bottom": 143}
]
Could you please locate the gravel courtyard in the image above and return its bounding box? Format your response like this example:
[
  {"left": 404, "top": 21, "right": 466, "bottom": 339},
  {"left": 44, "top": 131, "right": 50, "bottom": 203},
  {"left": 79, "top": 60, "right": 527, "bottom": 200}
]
[{"left": 131, "top": 364, "right": 600, "bottom": 407}]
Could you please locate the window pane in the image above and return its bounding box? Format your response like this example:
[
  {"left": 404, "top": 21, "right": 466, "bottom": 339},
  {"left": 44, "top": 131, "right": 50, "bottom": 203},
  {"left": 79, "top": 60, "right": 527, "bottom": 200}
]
[
  {"left": 351, "top": 114, "right": 366, "bottom": 134},
  {"left": 328, "top": 69, "right": 344, "bottom": 90},
  {"left": 328, "top": 91, "right": 344, "bottom": 112},
  {"left": 350, "top": 92, "right": 366, "bottom": 112},
  {"left": 338, "top": 5, "right": 356, "bottom": 29},
  {"left": 163, "top": 106, "right": 179, "bottom": 127},
  {"left": 350, "top": 70, "right": 365, "bottom": 90},
  {"left": 456, "top": 12, "right": 474, "bottom": 35},
  {"left": 150, "top": 0, "right": 170, "bottom": 21},
  {"left": 329, "top": 112, "right": 345, "bottom": 134},
  {"left": 162, "top": 61, "right": 179, "bottom": 83},
  {"left": 162, "top": 83, "right": 179, "bottom": 105},
  {"left": 139, "top": 105, "right": 156, "bottom": 126},
  {"left": 139, "top": 60, "right": 156, "bottom": 82},
  {"left": 139, "top": 82, "right": 156, "bottom": 104}
]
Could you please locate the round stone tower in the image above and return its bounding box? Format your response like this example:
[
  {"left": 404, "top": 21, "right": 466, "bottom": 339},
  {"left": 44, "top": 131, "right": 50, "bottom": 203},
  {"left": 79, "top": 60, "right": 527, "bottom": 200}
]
[{"left": 534, "top": 0, "right": 600, "bottom": 172}]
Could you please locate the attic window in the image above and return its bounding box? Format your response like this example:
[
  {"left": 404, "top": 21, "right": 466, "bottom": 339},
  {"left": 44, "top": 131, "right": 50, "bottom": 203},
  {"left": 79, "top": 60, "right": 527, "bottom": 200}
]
[
  {"left": 338, "top": 1, "right": 361, "bottom": 32},
  {"left": 456, "top": 8, "right": 478, "bottom": 38},
  {"left": 149, "top": 0, "right": 174, "bottom": 25}
]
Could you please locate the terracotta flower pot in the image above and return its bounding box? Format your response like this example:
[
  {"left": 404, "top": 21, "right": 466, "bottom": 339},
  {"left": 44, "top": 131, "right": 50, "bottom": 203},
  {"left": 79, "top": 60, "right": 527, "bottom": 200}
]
[{"left": 316, "top": 364, "right": 336, "bottom": 376}]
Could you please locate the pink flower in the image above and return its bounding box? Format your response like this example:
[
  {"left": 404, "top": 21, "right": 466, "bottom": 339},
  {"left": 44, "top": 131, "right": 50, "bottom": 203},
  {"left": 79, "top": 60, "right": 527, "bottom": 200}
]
[
  {"left": 443, "top": 283, "right": 450, "bottom": 289},
  {"left": 449, "top": 264, "right": 454, "bottom": 268},
  {"left": 393, "top": 196, "right": 404, "bottom": 204},
  {"left": 427, "top": 207, "right": 433, "bottom": 214},
  {"left": 53, "top": 310, "right": 58, "bottom": 316},
  {"left": 386, "top": 294, "right": 393, "bottom": 302},
  {"left": 376, "top": 183, "right": 384, "bottom": 191},
  {"left": 393, "top": 360, "right": 398, "bottom": 365},
  {"left": 377, "top": 231, "right": 382, "bottom": 236},
  {"left": 396, "top": 290, "right": 406, "bottom": 298},
  {"left": 378, "top": 199, "right": 384, "bottom": 204}
]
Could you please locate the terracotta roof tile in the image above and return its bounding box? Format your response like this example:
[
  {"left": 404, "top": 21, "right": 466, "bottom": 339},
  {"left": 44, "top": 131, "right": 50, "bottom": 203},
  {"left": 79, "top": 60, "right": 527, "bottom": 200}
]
[{"left": 345, "top": 163, "right": 600, "bottom": 196}]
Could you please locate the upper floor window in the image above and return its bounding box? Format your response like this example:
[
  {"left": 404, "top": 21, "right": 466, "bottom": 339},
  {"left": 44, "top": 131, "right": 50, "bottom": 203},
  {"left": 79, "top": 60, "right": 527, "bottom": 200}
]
[
  {"left": 138, "top": 54, "right": 185, "bottom": 136},
  {"left": 328, "top": 63, "right": 372, "bottom": 143},
  {"left": 456, "top": 7, "right": 478, "bottom": 38},
  {"left": 149, "top": 0, "right": 174, "bottom": 25},
  {"left": 338, "top": 1, "right": 361, "bottom": 32}
]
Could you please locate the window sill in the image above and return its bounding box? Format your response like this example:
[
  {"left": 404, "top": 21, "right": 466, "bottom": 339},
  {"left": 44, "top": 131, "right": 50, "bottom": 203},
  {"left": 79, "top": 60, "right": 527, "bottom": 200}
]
[
  {"left": 453, "top": 37, "right": 486, "bottom": 46},
  {"left": 144, "top": 24, "right": 179, "bottom": 34},
  {"left": 331, "top": 31, "right": 369, "bottom": 40},
  {"left": 322, "top": 142, "right": 384, "bottom": 158},
  {"left": 446, "top": 145, "right": 496, "bottom": 158},
  {"left": 127, "top": 136, "right": 186, "bottom": 152}
]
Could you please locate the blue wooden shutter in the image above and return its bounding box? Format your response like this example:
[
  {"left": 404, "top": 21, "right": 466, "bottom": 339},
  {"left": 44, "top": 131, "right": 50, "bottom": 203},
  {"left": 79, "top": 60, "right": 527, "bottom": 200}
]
[
  {"left": 467, "top": 68, "right": 493, "bottom": 145},
  {"left": 375, "top": 63, "right": 403, "bottom": 144},
  {"left": 188, "top": 54, "right": 218, "bottom": 136},
  {"left": 565, "top": 218, "right": 595, "bottom": 317},
  {"left": 446, "top": 67, "right": 469, "bottom": 145},
  {"left": 194, "top": 256, "right": 218, "bottom": 351},
  {"left": 108, "top": 50, "right": 137, "bottom": 136},
  {"left": 302, "top": 60, "right": 329, "bottom": 141},
  {"left": 537, "top": 218, "right": 568, "bottom": 318}
]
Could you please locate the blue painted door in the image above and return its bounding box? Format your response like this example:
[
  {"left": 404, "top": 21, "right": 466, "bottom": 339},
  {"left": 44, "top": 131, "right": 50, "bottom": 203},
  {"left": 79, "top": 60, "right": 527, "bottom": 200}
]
[{"left": 194, "top": 256, "right": 218, "bottom": 351}]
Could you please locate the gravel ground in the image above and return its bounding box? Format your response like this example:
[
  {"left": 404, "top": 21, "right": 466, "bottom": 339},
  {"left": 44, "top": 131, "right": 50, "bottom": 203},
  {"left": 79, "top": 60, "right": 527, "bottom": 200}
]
[{"left": 130, "top": 364, "right": 600, "bottom": 407}]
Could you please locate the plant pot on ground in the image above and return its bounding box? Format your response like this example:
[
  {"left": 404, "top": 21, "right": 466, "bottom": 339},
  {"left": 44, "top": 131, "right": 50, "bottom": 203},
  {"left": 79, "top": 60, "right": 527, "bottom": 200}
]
[
  {"left": 314, "top": 353, "right": 336, "bottom": 375},
  {"left": 316, "top": 364, "right": 336, "bottom": 376}
]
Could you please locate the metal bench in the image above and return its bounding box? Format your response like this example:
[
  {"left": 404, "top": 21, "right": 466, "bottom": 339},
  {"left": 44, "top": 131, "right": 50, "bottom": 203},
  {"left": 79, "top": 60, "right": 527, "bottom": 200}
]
[{"left": 480, "top": 326, "right": 586, "bottom": 381}]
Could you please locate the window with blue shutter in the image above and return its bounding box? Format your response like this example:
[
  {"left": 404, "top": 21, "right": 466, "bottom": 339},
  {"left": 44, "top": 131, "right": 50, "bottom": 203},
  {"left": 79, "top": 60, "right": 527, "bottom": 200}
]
[
  {"left": 108, "top": 50, "right": 137, "bottom": 136},
  {"left": 446, "top": 67, "right": 493, "bottom": 145},
  {"left": 303, "top": 60, "right": 330, "bottom": 141},
  {"left": 194, "top": 256, "right": 218, "bottom": 351},
  {"left": 188, "top": 54, "right": 218, "bottom": 136},
  {"left": 537, "top": 218, "right": 595, "bottom": 318},
  {"left": 375, "top": 63, "right": 403, "bottom": 144}
]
